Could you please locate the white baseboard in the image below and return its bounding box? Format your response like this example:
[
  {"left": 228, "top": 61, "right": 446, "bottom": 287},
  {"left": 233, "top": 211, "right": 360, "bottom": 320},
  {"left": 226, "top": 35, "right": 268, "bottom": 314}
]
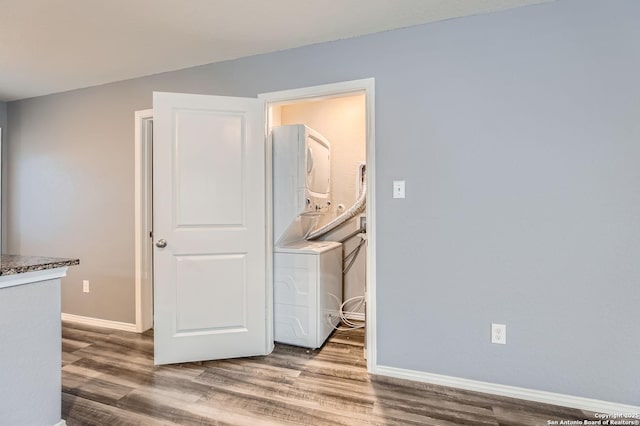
[
  {"left": 61, "top": 313, "right": 137, "bottom": 332},
  {"left": 374, "top": 365, "right": 640, "bottom": 415},
  {"left": 54, "top": 420, "right": 67, "bottom": 426}
]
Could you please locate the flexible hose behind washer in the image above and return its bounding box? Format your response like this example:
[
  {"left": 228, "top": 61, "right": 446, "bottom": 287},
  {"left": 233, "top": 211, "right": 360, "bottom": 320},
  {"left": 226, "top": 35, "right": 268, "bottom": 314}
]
[{"left": 306, "top": 168, "right": 366, "bottom": 240}]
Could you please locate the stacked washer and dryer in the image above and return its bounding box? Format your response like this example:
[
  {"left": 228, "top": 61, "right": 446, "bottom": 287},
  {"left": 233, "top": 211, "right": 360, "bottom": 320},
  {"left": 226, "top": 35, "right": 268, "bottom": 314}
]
[{"left": 272, "top": 124, "right": 343, "bottom": 349}]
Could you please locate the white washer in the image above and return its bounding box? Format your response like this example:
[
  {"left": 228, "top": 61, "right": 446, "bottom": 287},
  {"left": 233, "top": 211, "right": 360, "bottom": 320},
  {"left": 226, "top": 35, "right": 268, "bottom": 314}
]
[{"left": 274, "top": 241, "right": 342, "bottom": 348}]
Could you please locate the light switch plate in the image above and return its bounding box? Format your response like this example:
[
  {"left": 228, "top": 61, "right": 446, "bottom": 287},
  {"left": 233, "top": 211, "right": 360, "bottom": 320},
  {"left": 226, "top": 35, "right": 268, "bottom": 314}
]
[{"left": 393, "top": 180, "right": 405, "bottom": 199}]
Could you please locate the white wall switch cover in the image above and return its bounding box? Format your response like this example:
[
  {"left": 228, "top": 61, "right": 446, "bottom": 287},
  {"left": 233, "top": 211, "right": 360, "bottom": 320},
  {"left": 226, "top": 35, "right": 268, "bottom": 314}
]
[{"left": 393, "top": 180, "right": 405, "bottom": 198}]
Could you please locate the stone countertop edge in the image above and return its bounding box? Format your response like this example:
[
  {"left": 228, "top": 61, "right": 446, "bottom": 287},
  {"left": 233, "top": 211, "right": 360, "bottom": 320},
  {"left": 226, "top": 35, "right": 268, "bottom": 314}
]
[{"left": 0, "top": 255, "right": 80, "bottom": 276}]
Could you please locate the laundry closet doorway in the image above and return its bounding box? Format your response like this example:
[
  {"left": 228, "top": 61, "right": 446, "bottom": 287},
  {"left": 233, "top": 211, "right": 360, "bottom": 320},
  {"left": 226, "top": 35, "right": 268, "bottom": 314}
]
[{"left": 134, "top": 79, "right": 377, "bottom": 371}]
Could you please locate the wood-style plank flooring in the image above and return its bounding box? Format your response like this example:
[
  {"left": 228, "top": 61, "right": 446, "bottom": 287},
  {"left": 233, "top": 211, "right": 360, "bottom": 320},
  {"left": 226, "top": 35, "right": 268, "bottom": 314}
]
[{"left": 62, "top": 322, "right": 597, "bottom": 425}]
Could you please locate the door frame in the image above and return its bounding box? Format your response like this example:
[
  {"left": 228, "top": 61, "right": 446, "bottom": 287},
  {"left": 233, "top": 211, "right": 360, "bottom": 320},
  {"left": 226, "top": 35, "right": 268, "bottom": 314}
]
[
  {"left": 259, "top": 78, "right": 377, "bottom": 372},
  {"left": 134, "top": 109, "right": 154, "bottom": 333},
  {"left": 134, "top": 78, "right": 377, "bottom": 371}
]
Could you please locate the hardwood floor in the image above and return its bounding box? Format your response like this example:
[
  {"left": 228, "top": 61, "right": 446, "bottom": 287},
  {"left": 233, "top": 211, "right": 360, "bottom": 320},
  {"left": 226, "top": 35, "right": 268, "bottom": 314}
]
[{"left": 62, "top": 322, "right": 597, "bottom": 425}]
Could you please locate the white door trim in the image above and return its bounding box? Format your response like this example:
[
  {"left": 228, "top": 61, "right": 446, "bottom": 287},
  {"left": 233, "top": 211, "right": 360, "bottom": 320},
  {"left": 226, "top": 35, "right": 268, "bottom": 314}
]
[
  {"left": 134, "top": 109, "right": 153, "bottom": 332},
  {"left": 258, "top": 78, "right": 377, "bottom": 372}
]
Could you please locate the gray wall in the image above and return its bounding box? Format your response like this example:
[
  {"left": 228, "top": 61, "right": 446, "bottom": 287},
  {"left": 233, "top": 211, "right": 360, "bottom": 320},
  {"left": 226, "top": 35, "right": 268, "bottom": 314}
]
[
  {"left": 0, "top": 102, "right": 6, "bottom": 130},
  {"left": 0, "top": 102, "right": 6, "bottom": 129},
  {"left": 5, "top": 0, "right": 639, "bottom": 405},
  {"left": 0, "top": 101, "right": 6, "bottom": 252}
]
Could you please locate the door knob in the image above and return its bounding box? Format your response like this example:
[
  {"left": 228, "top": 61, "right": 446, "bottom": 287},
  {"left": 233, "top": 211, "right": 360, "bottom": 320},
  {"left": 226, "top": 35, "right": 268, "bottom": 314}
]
[{"left": 156, "top": 239, "right": 167, "bottom": 248}]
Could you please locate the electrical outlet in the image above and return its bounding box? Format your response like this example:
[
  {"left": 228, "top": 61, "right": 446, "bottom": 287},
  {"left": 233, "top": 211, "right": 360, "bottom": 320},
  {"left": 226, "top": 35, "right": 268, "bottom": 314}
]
[
  {"left": 83, "top": 280, "right": 90, "bottom": 293},
  {"left": 491, "top": 323, "right": 506, "bottom": 344}
]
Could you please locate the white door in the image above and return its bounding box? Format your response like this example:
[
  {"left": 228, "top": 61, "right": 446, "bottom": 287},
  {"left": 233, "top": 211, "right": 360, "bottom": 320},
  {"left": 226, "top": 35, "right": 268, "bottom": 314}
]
[{"left": 153, "top": 92, "right": 270, "bottom": 365}]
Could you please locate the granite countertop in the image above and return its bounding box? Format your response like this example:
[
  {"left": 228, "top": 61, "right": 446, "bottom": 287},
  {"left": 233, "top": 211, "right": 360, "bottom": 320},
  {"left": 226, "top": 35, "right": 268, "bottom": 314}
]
[{"left": 0, "top": 255, "right": 80, "bottom": 276}]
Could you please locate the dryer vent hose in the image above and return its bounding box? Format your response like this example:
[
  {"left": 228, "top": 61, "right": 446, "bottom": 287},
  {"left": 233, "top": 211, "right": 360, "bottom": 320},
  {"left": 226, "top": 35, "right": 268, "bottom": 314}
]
[{"left": 307, "top": 166, "right": 366, "bottom": 240}]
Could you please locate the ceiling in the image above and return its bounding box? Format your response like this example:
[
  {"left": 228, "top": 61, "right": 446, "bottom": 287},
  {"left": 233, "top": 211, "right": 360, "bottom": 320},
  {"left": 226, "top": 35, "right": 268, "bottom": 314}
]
[{"left": 0, "top": 0, "right": 551, "bottom": 102}]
